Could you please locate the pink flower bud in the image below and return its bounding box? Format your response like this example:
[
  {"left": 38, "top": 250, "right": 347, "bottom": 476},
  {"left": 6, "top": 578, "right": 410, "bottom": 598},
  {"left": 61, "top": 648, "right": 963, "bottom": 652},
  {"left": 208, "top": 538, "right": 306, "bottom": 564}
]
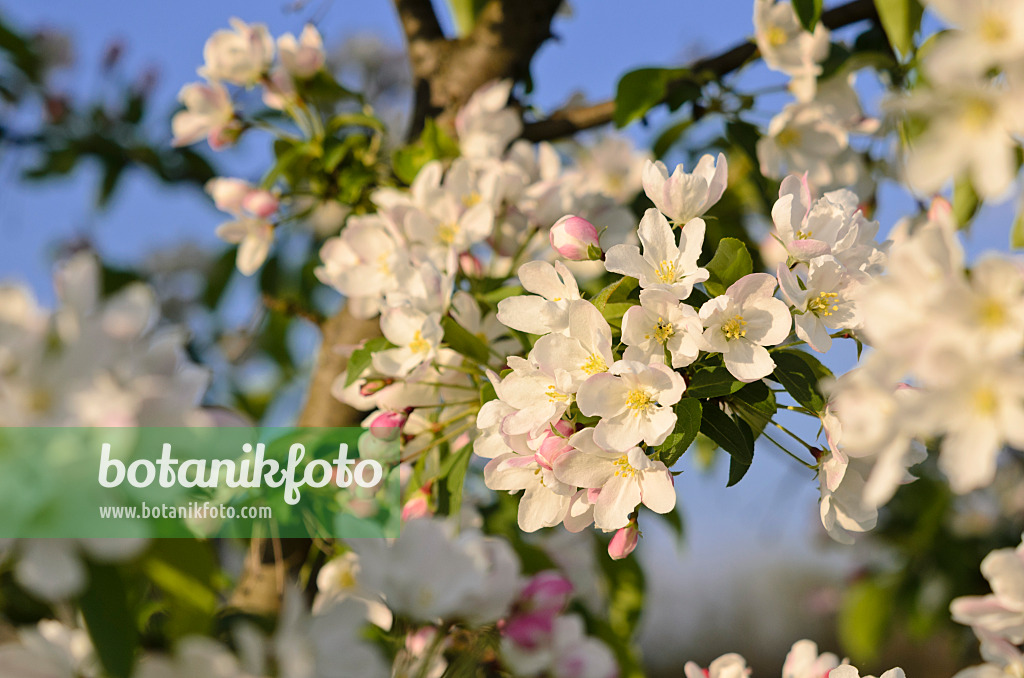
[
  {"left": 550, "top": 215, "right": 601, "bottom": 261},
  {"left": 519, "top": 571, "right": 573, "bottom": 614},
  {"left": 369, "top": 410, "right": 408, "bottom": 441},
  {"left": 242, "top": 189, "right": 279, "bottom": 218},
  {"left": 459, "top": 252, "right": 484, "bottom": 278},
  {"left": 360, "top": 378, "right": 393, "bottom": 397},
  {"left": 608, "top": 523, "right": 640, "bottom": 560},
  {"left": 401, "top": 484, "right": 432, "bottom": 521}
]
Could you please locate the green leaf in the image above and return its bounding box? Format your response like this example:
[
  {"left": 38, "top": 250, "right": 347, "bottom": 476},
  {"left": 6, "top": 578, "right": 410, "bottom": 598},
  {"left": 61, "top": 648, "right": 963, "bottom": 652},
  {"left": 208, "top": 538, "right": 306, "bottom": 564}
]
[
  {"left": 440, "top": 444, "right": 473, "bottom": 515},
  {"left": 599, "top": 301, "right": 639, "bottom": 327},
  {"left": 1013, "top": 208, "right": 1024, "bottom": 249},
  {"left": 793, "top": 0, "right": 822, "bottom": 31},
  {"left": 771, "top": 349, "right": 833, "bottom": 414},
  {"left": 704, "top": 237, "right": 753, "bottom": 297},
  {"left": 345, "top": 337, "right": 393, "bottom": 387},
  {"left": 79, "top": 564, "right": 138, "bottom": 678},
  {"left": 591, "top": 276, "right": 638, "bottom": 310},
  {"left": 442, "top": 315, "right": 492, "bottom": 364},
  {"left": 480, "top": 284, "right": 525, "bottom": 306},
  {"left": 699, "top": 404, "right": 754, "bottom": 468},
  {"left": 727, "top": 452, "right": 753, "bottom": 486},
  {"left": 686, "top": 365, "right": 746, "bottom": 399},
  {"left": 447, "top": 0, "right": 489, "bottom": 35},
  {"left": 953, "top": 175, "right": 980, "bottom": 230},
  {"left": 654, "top": 398, "right": 702, "bottom": 468},
  {"left": 727, "top": 380, "right": 777, "bottom": 438},
  {"left": 873, "top": 0, "right": 924, "bottom": 57},
  {"left": 839, "top": 578, "right": 893, "bottom": 664},
  {"left": 653, "top": 118, "right": 693, "bottom": 158},
  {"left": 613, "top": 67, "right": 695, "bottom": 128}
]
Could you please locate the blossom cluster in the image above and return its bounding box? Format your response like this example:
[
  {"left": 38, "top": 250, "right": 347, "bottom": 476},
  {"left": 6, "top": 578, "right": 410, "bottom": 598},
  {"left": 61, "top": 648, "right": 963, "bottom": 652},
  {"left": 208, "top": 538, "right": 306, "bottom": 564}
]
[
  {"left": 685, "top": 639, "right": 906, "bottom": 678},
  {"left": 819, "top": 199, "right": 1024, "bottom": 543},
  {"left": 950, "top": 534, "right": 1024, "bottom": 677}
]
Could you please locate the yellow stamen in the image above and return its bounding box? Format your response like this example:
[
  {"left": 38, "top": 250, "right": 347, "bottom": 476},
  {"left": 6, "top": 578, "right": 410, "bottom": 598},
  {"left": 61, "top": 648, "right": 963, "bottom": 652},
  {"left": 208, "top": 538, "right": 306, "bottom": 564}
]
[
  {"left": 612, "top": 453, "right": 639, "bottom": 478},
  {"left": 766, "top": 25, "right": 789, "bottom": 47},
  {"left": 626, "top": 388, "right": 654, "bottom": 415},
  {"left": 409, "top": 330, "right": 430, "bottom": 354},
  {"left": 962, "top": 97, "right": 996, "bottom": 131},
  {"left": 776, "top": 127, "right": 801, "bottom": 148},
  {"left": 973, "top": 387, "right": 999, "bottom": 416},
  {"left": 808, "top": 291, "right": 840, "bottom": 317},
  {"left": 462, "top": 192, "right": 482, "bottom": 207},
  {"left": 582, "top": 353, "right": 608, "bottom": 375},
  {"left": 979, "top": 298, "right": 1008, "bottom": 328},
  {"left": 438, "top": 222, "right": 459, "bottom": 245},
  {"left": 546, "top": 386, "right": 570, "bottom": 403},
  {"left": 795, "top": 229, "right": 813, "bottom": 240},
  {"left": 721, "top": 315, "right": 748, "bottom": 340},
  {"left": 653, "top": 317, "right": 675, "bottom": 344},
  {"left": 655, "top": 260, "right": 679, "bottom": 284},
  {"left": 980, "top": 13, "right": 1009, "bottom": 44}
]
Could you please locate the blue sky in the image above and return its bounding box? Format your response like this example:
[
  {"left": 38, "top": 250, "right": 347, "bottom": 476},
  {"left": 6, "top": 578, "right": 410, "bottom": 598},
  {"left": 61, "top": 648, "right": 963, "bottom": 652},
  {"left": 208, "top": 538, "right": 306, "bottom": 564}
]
[{"left": 2, "top": 1, "right": 1019, "bottom": 663}]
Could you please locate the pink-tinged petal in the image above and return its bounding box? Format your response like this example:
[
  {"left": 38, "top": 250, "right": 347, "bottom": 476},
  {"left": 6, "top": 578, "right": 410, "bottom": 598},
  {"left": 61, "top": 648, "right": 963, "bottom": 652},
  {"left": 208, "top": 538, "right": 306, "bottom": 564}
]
[
  {"left": 726, "top": 272, "right": 777, "bottom": 304},
  {"left": 776, "top": 263, "right": 804, "bottom": 307},
  {"left": 594, "top": 474, "right": 641, "bottom": 530},
  {"left": 789, "top": 238, "right": 832, "bottom": 260},
  {"left": 552, "top": 450, "right": 616, "bottom": 488}
]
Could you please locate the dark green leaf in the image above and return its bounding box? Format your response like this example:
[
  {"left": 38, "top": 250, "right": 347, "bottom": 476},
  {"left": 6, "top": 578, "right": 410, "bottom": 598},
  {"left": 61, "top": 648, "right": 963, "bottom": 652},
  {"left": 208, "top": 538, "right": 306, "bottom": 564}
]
[
  {"left": 652, "top": 118, "right": 693, "bottom": 158},
  {"left": 873, "top": 0, "right": 924, "bottom": 57},
  {"left": 654, "top": 398, "right": 702, "bottom": 468},
  {"left": 699, "top": 404, "right": 753, "bottom": 467},
  {"left": 442, "top": 315, "right": 492, "bottom": 364},
  {"left": 1013, "top": 207, "right": 1024, "bottom": 249},
  {"left": 727, "top": 452, "right": 753, "bottom": 486},
  {"left": 793, "top": 0, "right": 823, "bottom": 31},
  {"left": 686, "top": 366, "right": 746, "bottom": 399},
  {"left": 79, "top": 564, "right": 138, "bottom": 678},
  {"left": 727, "top": 380, "right": 777, "bottom": 438},
  {"left": 770, "top": 349, "right": 833, "bottom": 413},
  {"left": 704, "top": 237, "right": 753, "bottom": 297}
]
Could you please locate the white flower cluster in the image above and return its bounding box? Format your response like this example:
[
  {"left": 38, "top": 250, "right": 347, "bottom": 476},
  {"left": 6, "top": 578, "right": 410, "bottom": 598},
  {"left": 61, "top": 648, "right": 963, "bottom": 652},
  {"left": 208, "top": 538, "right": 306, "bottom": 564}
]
[
  {"left": 172, "top": 19, "right": 326, "bottom": 149},
  {"left": 896, "top": 0, "right": 1024, "bottom": 199},
  {"left": 950, "top": 534, "right": 1024, "bottom": 678},
  {"left": 753, "top": 2, "right": 878, "bottom": 194},
  {"left": 685, "top": 638, "right": 905, "bottom": 678},
  {"left": 821, "top": 200, "right": 1024, "bottom": 542},
  {"left": 325, "top": 81, "right": 648, "bottom": 459}
]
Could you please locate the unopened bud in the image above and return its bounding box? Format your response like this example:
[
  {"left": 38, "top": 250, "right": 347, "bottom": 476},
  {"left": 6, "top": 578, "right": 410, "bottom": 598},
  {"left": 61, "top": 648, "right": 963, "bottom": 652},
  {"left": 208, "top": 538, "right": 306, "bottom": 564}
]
[
  {"left": 242, "top": 189, "right": 279, "bottom": 218},
  {"left": 369, "top": 410, "right": 408, "bottom": 441},
  {"left": 608, "top": 522, "right": 640, "bottom": 560},
  {"left": 550, "top": 215, "right": 601, "bottom": 261}
]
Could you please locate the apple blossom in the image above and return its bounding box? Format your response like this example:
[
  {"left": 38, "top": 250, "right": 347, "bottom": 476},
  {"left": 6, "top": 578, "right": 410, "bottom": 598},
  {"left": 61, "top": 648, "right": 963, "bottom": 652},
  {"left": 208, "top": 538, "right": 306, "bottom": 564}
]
[
  {"left": 777, "top": 255, "right": 862, "bottom": 353},
  {"left": 951, "top": 534, "right": 1024, "bottom": 644},
  {"left": 782, "top": 639, "right": 841, "bottom": 678},
  {"left": 605, "top": 208, "right": 709, "bottom": 300},
  {"left": 549, "top": 215, "right": 601, "bottom": 260},
  {"left": 530, "top": 300, "right": 614, "bottom": 388},
  {"left": 575, "top": 360, "right": 686, "bottom": 451},
  {"left": 199, "top": 18, "right": 274, "bottom": 86},
  {"left": 698, "top": 272, "right": 792, "bottom": 382},
  {"left": 455, "top": 80, "right": 522, "bottom": 161},
  {"left": 170, "top": 81, "right": 236, "bottom": 148},
  {"left": 923, "top": 0, "right": 1024, "bottom": 82},
  {"left": 0, "top": 620, "right": 95, "bottom": 678},
  {"left": 492, "top": 356, "right": 575, "bottom": 438},
  {"left": 277, "top": 24, "right": 325, "bottom": 79},
  {"left": 952, "top": 631, "right": 1024, "bottom": 678},
  {"left": 371, "top": 307, "right": 443, "bottom": 378},
  {"left": 829, "top": 667, "right": 906, "bottom": 678},
  {"left": 640, "top": 153, "right": 728, "bottom": 224},
  {"left": 753, "top": 0, "right": 830, "bottom": 102},
  {"left": 684, "top": 652, "right": 751, "bottom": 678},
  {"left": 497, "top": 260, "right": 582, "bottom": 335},
  {"left": 215, "top": 217, "right": 273, "bottom": 276},
  {"left": 621, "top": 288, "right": 703, "bottom": 368},
  {"left": 554, "top": 428, "right": 675, "bottom": 531}
]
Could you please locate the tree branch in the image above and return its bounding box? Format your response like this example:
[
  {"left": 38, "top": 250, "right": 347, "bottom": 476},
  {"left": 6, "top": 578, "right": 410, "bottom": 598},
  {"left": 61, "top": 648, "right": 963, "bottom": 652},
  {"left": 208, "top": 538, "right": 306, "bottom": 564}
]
[{"left": 521, "top": 0, "right": 879, "bottom": 142}]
